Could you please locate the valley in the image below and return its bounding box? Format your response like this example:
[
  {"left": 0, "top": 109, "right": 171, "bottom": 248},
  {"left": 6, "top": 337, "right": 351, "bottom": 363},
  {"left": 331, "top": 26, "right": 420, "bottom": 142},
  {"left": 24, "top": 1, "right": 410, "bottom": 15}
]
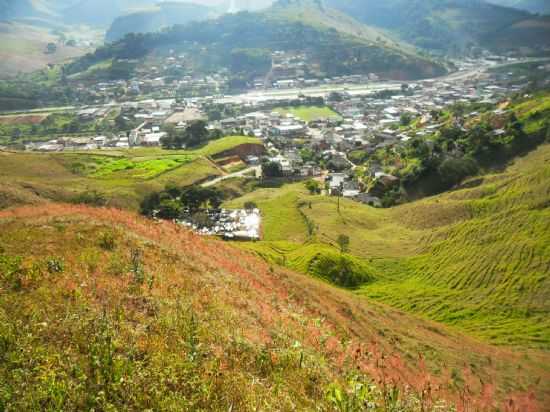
[{"left": 1, "top": 0, "right": 550, "bottom": 411}]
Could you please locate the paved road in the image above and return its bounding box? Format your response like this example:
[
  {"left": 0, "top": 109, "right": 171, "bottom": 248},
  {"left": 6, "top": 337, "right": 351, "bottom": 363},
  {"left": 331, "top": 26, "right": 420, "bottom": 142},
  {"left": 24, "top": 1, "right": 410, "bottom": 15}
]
[
  {"left": 211, "top": 57, "right": 550, "bottom": 105},
  {"left": 4, "top": 58, "right": 549, "bottom": 116},
  {"left": 201, "top": 165, "right": 261, "bottom": 187}
]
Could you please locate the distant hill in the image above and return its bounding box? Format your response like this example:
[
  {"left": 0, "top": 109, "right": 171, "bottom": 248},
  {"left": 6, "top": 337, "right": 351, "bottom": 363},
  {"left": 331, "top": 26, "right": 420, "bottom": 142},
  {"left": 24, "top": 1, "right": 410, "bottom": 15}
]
[
  {"left": 0, "top": 0, "right": 276, "bottom": 27},
  {"left": 106, "top": 2, "right": 215, "bottom": 42},
  {"left": 61, "top": 0, "right": 156, "bottom": 27},
  {"left": 487, "top": 0, "right": 550, "bottom": 14},
  {"left": 324, "top": 0, "right": 549, "bottom": 53},
  {"left": 70, "top": 2, "right": 447, "bottom": 84}
]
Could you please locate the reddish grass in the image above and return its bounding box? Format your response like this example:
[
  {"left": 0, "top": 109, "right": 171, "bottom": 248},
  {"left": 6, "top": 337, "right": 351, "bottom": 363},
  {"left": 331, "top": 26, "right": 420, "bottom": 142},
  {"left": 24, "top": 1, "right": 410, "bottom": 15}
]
[{"left": 1, "top": 203, "right": 549, "bottom": 411}]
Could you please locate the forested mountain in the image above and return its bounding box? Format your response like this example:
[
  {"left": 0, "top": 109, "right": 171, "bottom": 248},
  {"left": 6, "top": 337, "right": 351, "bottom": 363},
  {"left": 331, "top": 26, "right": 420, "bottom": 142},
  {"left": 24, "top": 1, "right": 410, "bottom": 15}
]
[
  {"left": 69, "top": 5, "right": 446, "bottom": 83},
  {"left": 324, "top": 0, "right": 549, "bottom": 53},
  {"left": 105, "top": 2, "right": 215, "bottom": 42}
]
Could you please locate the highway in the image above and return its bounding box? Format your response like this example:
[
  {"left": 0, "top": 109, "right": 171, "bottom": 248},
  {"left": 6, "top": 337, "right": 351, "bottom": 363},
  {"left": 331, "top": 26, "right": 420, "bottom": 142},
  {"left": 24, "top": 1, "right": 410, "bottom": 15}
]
[{"left": 210, "top": 57, "right": 550, "bottom": 105}]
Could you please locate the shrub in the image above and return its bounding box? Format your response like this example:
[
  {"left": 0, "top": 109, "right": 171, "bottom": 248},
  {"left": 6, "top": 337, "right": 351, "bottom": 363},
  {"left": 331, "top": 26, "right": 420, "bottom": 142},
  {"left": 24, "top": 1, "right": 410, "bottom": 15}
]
[
  {"left": 309, "top": 254, "right": 372, "bottom": 288},
  {"left": 71, "top": 190, "right": 107, "bottom": 207},
  {"left": 0, "top": 255, "right": 24, "bottom": 291},
  {"left": 98, "top": 232, "right": 116, "bottom": 251},
  {"left": 438, "top": 157, "right": 479, "bottom": 187},
  {"left": 46, "top": 258, "right": 64, "bottom": 274},
  {"left": 305, "top": 179, "right": 321, "bottom": 195},
  {"left": 244, "top": 201, "right": 258, "bottom": 210},
  {"left": 336, "top": 234, "right": 350, "bottom": 254}
]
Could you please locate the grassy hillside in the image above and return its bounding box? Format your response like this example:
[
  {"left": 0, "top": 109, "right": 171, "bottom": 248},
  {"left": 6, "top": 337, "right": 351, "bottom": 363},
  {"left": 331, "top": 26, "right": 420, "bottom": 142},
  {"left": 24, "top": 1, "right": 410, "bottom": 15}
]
[
  {"left": 0, "top": 21, "right": 93, "bottom": 77},
  {"left": 1, "top": 203, "right": 549, "bottom": 410},
  {"left": 0, "top": 136, "right": 261, "bottom": 210},
  {"left": 225, "top": 139, "right": 550, "bottom": 349}
]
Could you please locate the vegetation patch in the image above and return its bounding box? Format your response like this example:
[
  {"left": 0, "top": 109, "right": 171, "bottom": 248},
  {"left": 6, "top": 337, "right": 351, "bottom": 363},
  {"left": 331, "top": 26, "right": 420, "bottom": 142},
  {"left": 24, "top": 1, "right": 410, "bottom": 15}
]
[{"left": 273, "top": 105, "right": 342, "bottom": 122}]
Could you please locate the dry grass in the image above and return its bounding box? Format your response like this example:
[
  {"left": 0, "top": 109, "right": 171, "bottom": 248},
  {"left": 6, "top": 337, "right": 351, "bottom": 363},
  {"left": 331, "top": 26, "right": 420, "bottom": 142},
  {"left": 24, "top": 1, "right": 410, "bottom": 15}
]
[
  {"left": 0, "top": 113, "right": 49, "bottom": 125},
  {"left": 0, "top": 203, "right": 549, "bottom": 410}
]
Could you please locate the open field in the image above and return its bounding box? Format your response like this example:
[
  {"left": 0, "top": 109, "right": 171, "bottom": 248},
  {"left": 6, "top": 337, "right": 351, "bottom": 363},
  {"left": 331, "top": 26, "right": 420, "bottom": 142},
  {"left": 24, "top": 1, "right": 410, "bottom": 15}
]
[
  {"left": 272, "top": 105, "right": 342, "bottom": 122},
  {"left": 226, "top": 144, "right": 550, "bottom": 349},
  {"left": 0, "top": 22, "right": 93, "bottom": 76},
  {"left": 0, "top": 136, "right": 262, "bottom": 209},
  {"left": 0, "top": 203, "right": 549, "bottom": 409},
  {"left": 0, "top": 113, "right": 49, "bottom": 125}
]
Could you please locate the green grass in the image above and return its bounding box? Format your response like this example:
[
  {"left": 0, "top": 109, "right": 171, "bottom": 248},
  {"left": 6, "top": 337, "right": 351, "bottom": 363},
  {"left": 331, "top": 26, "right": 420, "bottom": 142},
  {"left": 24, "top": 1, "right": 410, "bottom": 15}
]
[
  {"left": 0, "top": 136, "right": 261, "bottom": 209},
  {"left": 91, "top": 156, "right": 194, "bottom": 179},
  {"left": 272, "top": 105, "right": 342, "bottom": 122},
  {"left": 225, "top": 145, "right": 550, "bottom": 349},
  {"left": 1, "top": 204, "right": 549, "bottom": 409},
  {"left": 224, "top": 183, "right": 311, "bottom": 242},
  {"left": 513, "top": 93, "right": 550, "bottom": 135}
]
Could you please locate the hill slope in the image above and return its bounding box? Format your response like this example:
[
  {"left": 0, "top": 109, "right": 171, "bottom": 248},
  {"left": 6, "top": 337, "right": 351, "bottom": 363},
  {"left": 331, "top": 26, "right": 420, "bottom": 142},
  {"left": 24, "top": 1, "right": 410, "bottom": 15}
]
[
  {"left": 324, "top": 0, "right": 549, "bottom": 53},
  {"left": 69, "top": 5, "right": 446, "bottom": 83},
  {"left": 105, "top": 2, "right": 215, "bottom": 43},
  {"left": 0, "top": 203, "right": 549, "bottom": 410},
  {"left": 225, "top": 94, "right": 550, "bottom": 349},
  {"left": 0, "top": 136, "right": 261, "bottom": 209}
]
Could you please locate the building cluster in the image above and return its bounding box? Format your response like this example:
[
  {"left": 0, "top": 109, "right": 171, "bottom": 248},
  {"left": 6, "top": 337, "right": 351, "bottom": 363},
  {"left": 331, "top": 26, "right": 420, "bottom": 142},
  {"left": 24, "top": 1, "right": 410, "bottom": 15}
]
[
  {"left": 23, "top": 55, "right": 548, "bottom": 209},
  {"left": 178, "top": 208, "right": 261, "bottom": 241},
  {"left": 73, "top": 52, "right": 230, "bottom": 104}
]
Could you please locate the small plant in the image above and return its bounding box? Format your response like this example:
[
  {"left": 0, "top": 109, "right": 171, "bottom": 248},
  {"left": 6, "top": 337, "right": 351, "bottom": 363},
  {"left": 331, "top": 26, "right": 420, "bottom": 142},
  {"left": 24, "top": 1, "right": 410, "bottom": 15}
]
[
  {"left": 46, "top": 257, "right": 64, "bottom": 274},
  {"left": 0, "top": 255, "right": 24, "bottom": 291},
  {"left": 326, "top": 375, "right": 373, "bottom": 411},
  {"left": 107, "top": 254, "right": 126, "bottom": 277},
  {"left": 98, "top": 231, "right": 116, "bottom": 251},
  {"left": 71, "top": 190, "right": 107, "bottom": 207},
  {"left": 130, "top": 248, "right": 145, "bottom": 286},
  {"left": 336, "top": 234, "right": 350, "bottom": 254}
]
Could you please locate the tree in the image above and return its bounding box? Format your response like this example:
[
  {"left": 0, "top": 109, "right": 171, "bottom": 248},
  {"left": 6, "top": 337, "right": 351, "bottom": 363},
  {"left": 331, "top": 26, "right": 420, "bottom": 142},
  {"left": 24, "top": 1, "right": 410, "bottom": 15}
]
[
  {"left": 305, "top": 179, "right": 321, "bottom": 195},
  {"left": 438, "top": 157, "right": 479, "bottom": 187},
  {"left": 185, "top": 120, "right": 209, "bottom": 147},
  {"left": 45, "top": 43, "right": 57, "bottom": 54},
  {"left": 244, "top": 201, "right": 258, "bottom": 211},
  {"left": 157, "top": 199, "right": 182, "bottom": 220},
  {"left": 336, "top": 235, "right": 350, "bottom": 254},
  {"left": 400, "top": 113, "right": 412, "bottom": 126},
  {"left": 262, "top": 161, "right": 283, "bottom": 178}
]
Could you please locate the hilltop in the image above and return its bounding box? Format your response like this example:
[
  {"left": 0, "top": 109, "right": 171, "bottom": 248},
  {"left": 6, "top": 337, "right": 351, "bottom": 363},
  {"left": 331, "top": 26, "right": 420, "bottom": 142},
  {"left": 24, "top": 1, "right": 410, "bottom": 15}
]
[{"left": 105, "top": 2, "right": 215, "bottom": 43}]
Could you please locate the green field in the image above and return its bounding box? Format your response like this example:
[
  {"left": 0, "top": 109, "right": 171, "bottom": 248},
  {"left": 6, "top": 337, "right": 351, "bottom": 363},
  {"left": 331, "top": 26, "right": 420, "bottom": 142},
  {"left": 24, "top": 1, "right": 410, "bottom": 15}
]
[
  {"left": 0, "top": 136, "right": 262, "bottom": 209},
  {"left": 273, "top": 105, "right": 342, "bottom": 122},
  {"left": 226, "top": 143, "right": 550, "bottom": 349}
]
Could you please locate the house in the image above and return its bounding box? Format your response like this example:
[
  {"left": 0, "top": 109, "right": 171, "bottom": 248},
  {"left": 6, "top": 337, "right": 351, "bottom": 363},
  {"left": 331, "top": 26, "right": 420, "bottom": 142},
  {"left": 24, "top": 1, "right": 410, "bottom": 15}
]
[
  {"left": 270, "top": 155, "right": 294, "bottom": 176},
  {"left": 300, "top": 163, "right": 322, "bottom": 177},
  {"left": 142, "top": 132, "right": 167, "bottom": 146},
  {"left": 271, "top": 124, "right": 306, "bottom": 139}
]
